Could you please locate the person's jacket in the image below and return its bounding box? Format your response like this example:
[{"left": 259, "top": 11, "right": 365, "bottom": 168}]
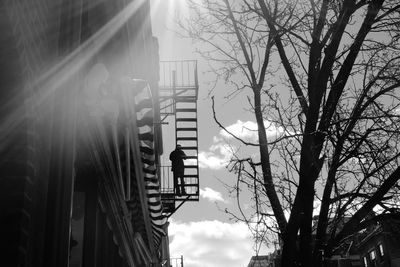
[{"left": 169, "top": 149, "right": 186, "bottom": 171}]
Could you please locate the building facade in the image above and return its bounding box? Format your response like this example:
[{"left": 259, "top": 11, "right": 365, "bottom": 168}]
[
  {"left": 357, "top": 219, "right": 400, "bottom": 267},
  {"left": 254, "top": 217, "right": 400, "bottom": 267},
  {"left": 0, "top": 0, "right": 168, "bottom": 266}
]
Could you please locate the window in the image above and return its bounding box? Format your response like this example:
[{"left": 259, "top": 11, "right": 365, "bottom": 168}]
[
  {"left": 363, "top": 256, "right": 368, "bottom": 267},
  {"left": 378, "top": 244, "right": 385, "bottom": 257},
  {"left": 370, "top": 250, "right": 376, "bottom": 261}
]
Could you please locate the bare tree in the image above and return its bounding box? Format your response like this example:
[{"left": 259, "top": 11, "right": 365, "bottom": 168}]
[{"left": 182, "top": 0, "right": 400, "bottom": 266}]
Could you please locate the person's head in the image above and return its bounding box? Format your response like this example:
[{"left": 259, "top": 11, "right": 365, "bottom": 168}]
[{"left": 176, "top": 144, "right": 182, "bottom": 150}]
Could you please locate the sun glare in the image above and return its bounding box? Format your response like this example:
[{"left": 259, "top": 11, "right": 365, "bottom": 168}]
[
  {"left": 150, "top": 0, "right": 193, "bottom": 60},
  {"left": 150, "top": 0, "right": 191, "bottom": 30},
  {"left": 0, "top": 0, "right": 147, "bottom": 150}
]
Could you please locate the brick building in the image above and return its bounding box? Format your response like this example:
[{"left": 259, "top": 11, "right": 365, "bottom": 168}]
[
  {"left": 0, "top": 0, "right": 169, "bottom": 266},
  {"left": 254, "top": 217, "right": 400, "bottom": 267},
  {"left": 357, "top": 218, "right": 400, "bottom": 267}
]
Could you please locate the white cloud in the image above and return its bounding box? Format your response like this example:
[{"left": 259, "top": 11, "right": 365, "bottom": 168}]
[
  {"left": 169, "top": 220, "right": 255, "bottom": 267},
  {"left": 200, "top": 187, "right": 228, "bottom": 203},
  {"left": 220, "top": 120, "right": 286, "bottom": 142},
  {"left": 198, "top": 142, "right": 233, "bottom": 170},
  {"left": 221, "top": 120, "right": 259, "bottom": 141},
  {"left": 198, "top": 151, "right": 226, "bottom": 170},
  {"left": 198, "top": 120, "right": 293, "bottom": 170},
  {"left": 197, "top": 121, "right": 258, "bottom": 170}
]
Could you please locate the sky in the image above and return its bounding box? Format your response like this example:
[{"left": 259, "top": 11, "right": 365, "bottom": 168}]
[{"left": 150, "top": 1, "right": 273, "bottom": 266}]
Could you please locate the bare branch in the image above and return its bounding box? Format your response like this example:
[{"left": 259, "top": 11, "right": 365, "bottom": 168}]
[{"left": 212, "top": 96, "right": 259, "bottom": 146}]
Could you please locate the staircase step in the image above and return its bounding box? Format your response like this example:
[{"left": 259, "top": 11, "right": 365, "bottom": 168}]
[
  {"left": 183, "top": 155, "right": 198, "bottom": 159},
  {"left": 176, "top": 108, "right": 197, "bottom": 112},
  {"left": 176, "top": 118, "right": 197, "bottom": 122},
  {"left": 182, "top": 183, "right": 199, "bottom": 187},
  {"left": 177, "top": 137, "right": 197, "bottom": 141},
  {"left": 176, "top": 97, "right": 197, "bottom": 102},
  {"left": 184, "top": 165, "right": 198, "bottom": 169},
  {"left": 181, "top": 146, "right": 198, "bottom": 150},
  {"left": 176, "top": 127, "right": 197, "bottom": 131},
  {"left": 183, "top": 174, "right": 199, "bottom": 178},
  {"left": 175, "top": 104, "right": 196, "bottom": 109}
]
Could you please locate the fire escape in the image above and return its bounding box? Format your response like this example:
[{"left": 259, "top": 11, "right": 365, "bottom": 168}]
[{"left": 159, "top": 60, "right": 199, "bottom": 216}]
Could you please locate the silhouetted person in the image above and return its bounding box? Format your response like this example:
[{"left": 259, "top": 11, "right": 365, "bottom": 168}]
[{"left": 169, "top": 144, "right": 187, "bottom": 195}]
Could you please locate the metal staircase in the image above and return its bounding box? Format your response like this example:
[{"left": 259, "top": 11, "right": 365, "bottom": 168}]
[{"left": 158, "top": 61, "right": 199, "bottom": 216}]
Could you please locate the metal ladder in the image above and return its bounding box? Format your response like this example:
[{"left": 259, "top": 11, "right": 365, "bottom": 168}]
[{"left": 175, "top": 91, "right": 199, "bottom": 200}]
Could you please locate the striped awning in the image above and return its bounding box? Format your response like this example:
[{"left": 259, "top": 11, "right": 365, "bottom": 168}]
[{"left": 133, "top": 81, "right": 166, "bottom": 248}]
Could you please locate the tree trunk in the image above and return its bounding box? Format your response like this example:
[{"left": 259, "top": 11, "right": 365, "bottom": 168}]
[{"left": 282, "top": 108, "right": 324, "bottom": 266}]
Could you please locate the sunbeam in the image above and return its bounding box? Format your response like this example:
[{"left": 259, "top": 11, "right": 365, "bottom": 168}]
[
  {"left": 1, "top": 0, "right": 148, "bottom": 152},
  {"left": 150, "top": 0, "right": 192, "bottom": 60}
]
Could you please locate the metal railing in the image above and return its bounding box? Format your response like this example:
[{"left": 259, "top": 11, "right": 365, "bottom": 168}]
[
  {"left": 159, "top": 164, "right": 199, "bottom": 197},
  {"left": 160, "top": 60, "right": 198, "bottom": 88},
  {"left": 160, "top": 165, "right": 174, "bottom": 194},
  {"left": 159, "top": 60, "right": 199, "bottom": 99}
]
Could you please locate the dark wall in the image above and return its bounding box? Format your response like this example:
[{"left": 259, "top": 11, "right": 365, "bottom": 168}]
[
  {"left": 0, "top": 0, "right": 158, "bottom": 266},
  {"left": 0, "top": 1, "right": 62, "bottom": 266}
]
